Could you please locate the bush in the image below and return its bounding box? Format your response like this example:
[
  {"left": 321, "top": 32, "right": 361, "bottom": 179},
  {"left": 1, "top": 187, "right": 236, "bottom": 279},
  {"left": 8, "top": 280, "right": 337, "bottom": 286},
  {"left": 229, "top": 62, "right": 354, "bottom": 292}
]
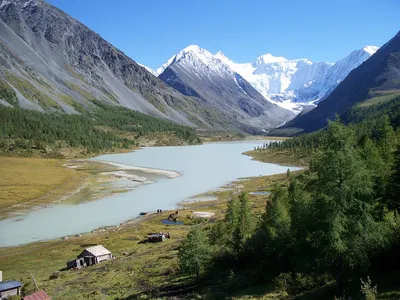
[
  {"left": 274, "top": 273, "right": 291, "bottom": 295},
  {"left": 360, "top": 277, "right": 378, "bottom": 300},
  {"left": 49, "top": 271, "right": 60, "bottom": 280}
]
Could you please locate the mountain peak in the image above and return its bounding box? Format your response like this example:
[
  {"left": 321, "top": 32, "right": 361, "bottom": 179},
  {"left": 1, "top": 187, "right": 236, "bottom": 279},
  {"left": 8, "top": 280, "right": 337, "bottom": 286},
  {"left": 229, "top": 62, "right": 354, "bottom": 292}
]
[
  {"left": 181, "top": 44, "right": 203, "bottom": 54},
  {"left": 156, "top": 45, "right": 208, "bottom": 75},
  {"left": 361, "top": 45, "right": 379, "bottom": 55},
  {"left": 253, "top": 53, "right": 287, "bottom": 66},
  {"left": 170, "top": 44, "right": 212, "bottom": 63},
  {"left": 215, "top": 50, "right": 232, "bottom": 64}
]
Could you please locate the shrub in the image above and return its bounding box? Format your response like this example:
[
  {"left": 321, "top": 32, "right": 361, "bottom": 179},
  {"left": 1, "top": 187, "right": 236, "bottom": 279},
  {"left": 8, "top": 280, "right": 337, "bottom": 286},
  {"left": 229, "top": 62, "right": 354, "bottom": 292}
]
[{"left": 360, "top": 277, "right": 378, "bottom": 300}]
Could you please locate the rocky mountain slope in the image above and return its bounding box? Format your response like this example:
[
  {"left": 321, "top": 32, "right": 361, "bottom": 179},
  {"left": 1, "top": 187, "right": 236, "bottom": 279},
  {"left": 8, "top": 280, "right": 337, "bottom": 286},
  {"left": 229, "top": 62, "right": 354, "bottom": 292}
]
[
  {"left": 282, "top": 31, "right": 400, "bottom": 133},
  {"left": 0, "top": 0, "right": 252, "bottom": 132},
  {"left": 158, "top": 45, "right": 294, "bottom": 131},
  {"left": 148, "top": 45, "right": 378, "bottom": 113}
]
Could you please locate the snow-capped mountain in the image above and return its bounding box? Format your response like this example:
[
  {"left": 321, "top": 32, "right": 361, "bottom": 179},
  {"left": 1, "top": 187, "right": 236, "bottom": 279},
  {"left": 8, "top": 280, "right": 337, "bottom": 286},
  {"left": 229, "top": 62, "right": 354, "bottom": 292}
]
[
  {"left": 158, "top": 45, "right": 295, "bottom": 131},
  {"left": 147, "top": 45, "right": 378, "bottom": 113},
  {"left": 312, "top": 46, "right": 379, "bottom": 102},
  {"left": 216, "top": 51, "right": 333, "bottom": 97},
  {"left": 216, "top": 46, "right": 378, "bottom": 112}
]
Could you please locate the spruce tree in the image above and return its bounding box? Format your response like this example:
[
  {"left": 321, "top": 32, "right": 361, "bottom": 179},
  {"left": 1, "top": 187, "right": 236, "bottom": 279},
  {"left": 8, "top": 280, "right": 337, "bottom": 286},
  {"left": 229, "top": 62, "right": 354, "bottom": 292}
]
[
  {"left": 308, "top": 120, "right": 391, "bottom": 296},
  {"left": 232, "top": 193, "right": 255, "bottom": 256},
  {"left": 179, "top": 226, "right": 211, "bottom": 281}
]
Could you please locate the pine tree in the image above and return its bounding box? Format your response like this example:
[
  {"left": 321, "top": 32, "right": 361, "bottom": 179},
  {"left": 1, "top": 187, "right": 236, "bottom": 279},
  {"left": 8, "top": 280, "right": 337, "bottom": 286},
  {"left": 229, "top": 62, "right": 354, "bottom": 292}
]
[
  {"left": 387, "top": 144, "right": 400, "bottom": 210},
  {"left": 179, "top": 226, "right": 211, "bottom": 281},
  {"left": 232, "top": 193, "right": 255, "bottom": 256},
  {"left": 225, "top": 194, "right": 240, "bottom": 230},
  {"left": 261, "top": 184, "right": 292, "bottom": 257},
  {"left": 307, "top": 120, "right": 391, "bottom": 296}
]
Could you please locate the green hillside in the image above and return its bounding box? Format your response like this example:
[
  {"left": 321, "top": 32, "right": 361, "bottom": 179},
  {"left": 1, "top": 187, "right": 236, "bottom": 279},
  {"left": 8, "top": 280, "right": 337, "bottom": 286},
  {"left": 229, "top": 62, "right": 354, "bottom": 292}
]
[{"left": 0, "top": 103, "right": 201, "bottom": 157}]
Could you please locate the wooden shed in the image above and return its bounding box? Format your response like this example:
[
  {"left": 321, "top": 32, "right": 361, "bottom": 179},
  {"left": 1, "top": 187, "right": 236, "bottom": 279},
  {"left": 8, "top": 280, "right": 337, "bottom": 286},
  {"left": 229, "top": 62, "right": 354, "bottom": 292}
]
[
  {"left": 0, "top": 280, "right": 22, "bottom": 299},
  {"left": 67, "top": 245, "right": 113, "bottom": 269},
  {"left": 78, "top": 245, "right": 113, "bottom": 264}
]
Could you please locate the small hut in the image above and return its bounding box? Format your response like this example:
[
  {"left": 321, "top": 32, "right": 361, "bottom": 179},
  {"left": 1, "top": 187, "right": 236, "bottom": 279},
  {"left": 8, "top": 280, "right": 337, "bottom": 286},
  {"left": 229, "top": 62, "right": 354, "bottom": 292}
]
[
  {"left": 0, "top": 280, "right": 22, "bottom": 299},
  {"left": 67, "top": 245, "right": 113, "bottom": 269}
]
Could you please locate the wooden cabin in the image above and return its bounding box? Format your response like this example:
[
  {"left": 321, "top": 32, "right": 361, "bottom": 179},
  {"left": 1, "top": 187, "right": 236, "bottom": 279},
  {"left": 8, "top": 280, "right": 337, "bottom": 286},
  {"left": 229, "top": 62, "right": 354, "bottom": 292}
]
[
  {"left": 0, "top": 280, "right": 22, "bottom": 299},
  {"left": 67, "top": 245, "right": 113, "bottom": 269}
]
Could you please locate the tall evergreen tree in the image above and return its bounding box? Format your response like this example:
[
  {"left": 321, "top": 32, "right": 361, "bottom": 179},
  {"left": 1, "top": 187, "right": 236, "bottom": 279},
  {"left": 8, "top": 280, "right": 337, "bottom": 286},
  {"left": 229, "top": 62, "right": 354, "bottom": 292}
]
[
  {"left": 179, "top": 226, "right": 211, "bottom": 281},
  {"left": 225, "top": 194, "right": 240, "bottom": 230},
  {"left": 232, "top": 193, "right": 255, "bottom": 256},
  {"left": 261, "top": 184, "right": 292, "bottom": 263},
  {"left": 387, "top": 144, "right": 400, "bottom": 210},
  {"left": 307, "top": 120, "right": 391, "bottom": 296}
]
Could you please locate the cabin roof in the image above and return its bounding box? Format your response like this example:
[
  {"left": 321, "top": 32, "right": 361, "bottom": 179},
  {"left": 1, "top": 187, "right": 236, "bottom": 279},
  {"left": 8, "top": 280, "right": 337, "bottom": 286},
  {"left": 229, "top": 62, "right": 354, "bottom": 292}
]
[
  {"left": 0, "top": 280, "right": 22, "bottom": 291},
  {"left": 23, "top": 290, "right": 51, "bottom": 300},
  {"left": 81, "top": 245, "right": 111, "bottom": 257}
]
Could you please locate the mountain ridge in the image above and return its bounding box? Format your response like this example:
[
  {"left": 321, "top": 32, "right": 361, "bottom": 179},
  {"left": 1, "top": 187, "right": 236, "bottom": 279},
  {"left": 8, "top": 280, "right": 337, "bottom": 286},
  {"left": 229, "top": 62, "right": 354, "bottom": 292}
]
[
  {"left": 158, "top": 45, "right": 295, "bottom": 131},
  {"left": 0, "top": 0, "right": 243, "bottom": 131},
  {"left": 282, "top": 31, "right": 400, "bottom": 133},
  {"left": 144, "top": 45, "right": 378, "bottom": 113}
]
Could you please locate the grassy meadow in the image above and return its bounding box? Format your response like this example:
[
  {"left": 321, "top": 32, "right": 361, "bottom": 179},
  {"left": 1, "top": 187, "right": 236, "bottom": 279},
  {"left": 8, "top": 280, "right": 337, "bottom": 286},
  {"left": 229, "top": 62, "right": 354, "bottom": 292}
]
[
  {"left": 0, "top": 169, "right": 291, "bottom": 299},
  {"left": 0, "top": 157, "right": 88, "bottom": 219}
]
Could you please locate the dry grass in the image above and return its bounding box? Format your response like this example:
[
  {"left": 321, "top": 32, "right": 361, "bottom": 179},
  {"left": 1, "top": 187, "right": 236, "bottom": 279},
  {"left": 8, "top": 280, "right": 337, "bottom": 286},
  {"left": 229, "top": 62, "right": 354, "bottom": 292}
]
[
  {"left": 0, "top": 167, "right": 291, "bottom": 299},
  {"left": 245, "top": 148, "right": 309, "bottom": 167},
  {"left": 2, "top": 156, "right": 398, "bottom": 299},
  {"left": 0, "top": 157, "right": 88, "bottom": 219},
  {"left": 357, "top": 90, "right": 400, "bottom": 108}
]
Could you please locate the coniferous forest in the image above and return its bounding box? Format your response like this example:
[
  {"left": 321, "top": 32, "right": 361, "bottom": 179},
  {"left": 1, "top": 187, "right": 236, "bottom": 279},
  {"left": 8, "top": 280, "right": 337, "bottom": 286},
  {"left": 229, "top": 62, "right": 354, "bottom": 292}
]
[
  {"left": 178, "top": 98, "right": 400, "bottom": 298},
  {"left": 0, "top": 102, "right": 201, "bottom": 156}
]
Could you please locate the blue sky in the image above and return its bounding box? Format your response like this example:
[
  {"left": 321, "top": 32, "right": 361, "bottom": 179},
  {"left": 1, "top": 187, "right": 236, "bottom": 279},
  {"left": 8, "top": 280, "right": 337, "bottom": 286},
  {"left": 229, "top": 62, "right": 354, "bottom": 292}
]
[{"left": 48, "top": 0, "right": 399, "bottom": 69}]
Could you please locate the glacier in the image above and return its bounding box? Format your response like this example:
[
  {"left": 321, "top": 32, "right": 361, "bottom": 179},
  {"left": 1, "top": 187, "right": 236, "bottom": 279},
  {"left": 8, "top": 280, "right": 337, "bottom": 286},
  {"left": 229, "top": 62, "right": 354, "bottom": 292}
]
[{"left": 142, "top": 45, "right": 378, "bottom": 113}]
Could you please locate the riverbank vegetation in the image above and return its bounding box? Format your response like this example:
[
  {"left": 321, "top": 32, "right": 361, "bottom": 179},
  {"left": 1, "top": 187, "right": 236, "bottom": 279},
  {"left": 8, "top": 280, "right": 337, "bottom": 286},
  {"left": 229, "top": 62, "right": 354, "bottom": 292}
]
[
  {"left": 179, "top": 118, "right": 400, "bottom": 298},
  {"left": 0, "top": 172, "right": 288, "bottom": 299},
  {"left": 2, "top": 97, "right": 400, "bottom": 299},
  {"left": 174, "top": 101, "right": 400, "bottom": 298},
  {"left": 0, "top": 102, "right": 201, "bottom": 158},
  {"left": 2, "top": 115, "right": 399, "bottom": 299}
]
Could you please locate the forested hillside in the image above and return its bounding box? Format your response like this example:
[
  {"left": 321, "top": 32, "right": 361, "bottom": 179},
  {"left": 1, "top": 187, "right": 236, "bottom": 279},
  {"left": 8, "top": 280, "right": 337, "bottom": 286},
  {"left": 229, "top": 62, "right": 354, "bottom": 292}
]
[
  {"left": 0, "top": 103, "right": 201, "bottom": 157},
  {"left": 265, "top": 95, "right": 400, "bottom": 154},
  {"left": 176, "top": 100, "right": 400, "bottom": 298},
  {"left": 283, "top": 30, "right": 400, "bottom": 134}
]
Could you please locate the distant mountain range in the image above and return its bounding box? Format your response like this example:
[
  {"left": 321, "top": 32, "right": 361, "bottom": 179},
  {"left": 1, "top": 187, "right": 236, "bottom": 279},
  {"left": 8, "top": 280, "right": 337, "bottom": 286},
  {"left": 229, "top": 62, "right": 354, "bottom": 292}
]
[
  {"left": 0, "top": 0, "right": 396, "bottom": 136},
  {"left": 157, "top": 45, "right": 294, "bottom": 130},
  {"left": 146, "top": 45, "right": 378, "bottom": 113},
  {"left": 283, "top": 30, "right": 400, "bottom": 133}
]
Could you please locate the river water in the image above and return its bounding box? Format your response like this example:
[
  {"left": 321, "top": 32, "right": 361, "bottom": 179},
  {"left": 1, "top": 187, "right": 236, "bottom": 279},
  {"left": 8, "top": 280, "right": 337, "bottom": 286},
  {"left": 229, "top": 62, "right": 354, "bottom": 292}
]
[{"left": 0, "top": 141, "right": 300, "bottom": 247}]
